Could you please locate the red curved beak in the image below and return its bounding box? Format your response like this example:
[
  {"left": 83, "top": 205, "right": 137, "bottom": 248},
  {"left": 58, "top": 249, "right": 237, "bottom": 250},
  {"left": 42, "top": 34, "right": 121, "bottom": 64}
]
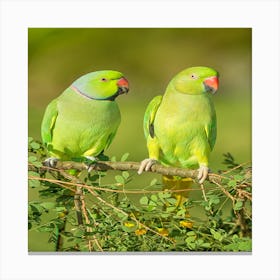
[
  {"left": 203, "top": 76, "right": 219, "bottom": 94},
  {"left": 117, "top": 77, "right": 129, "bottom": 94}
]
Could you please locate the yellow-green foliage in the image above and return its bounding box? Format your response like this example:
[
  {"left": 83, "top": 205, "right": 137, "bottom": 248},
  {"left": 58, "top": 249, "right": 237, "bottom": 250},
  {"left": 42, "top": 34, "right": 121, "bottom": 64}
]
[{"left": 28, "top": 139, "right": 251, "bottom": 252}]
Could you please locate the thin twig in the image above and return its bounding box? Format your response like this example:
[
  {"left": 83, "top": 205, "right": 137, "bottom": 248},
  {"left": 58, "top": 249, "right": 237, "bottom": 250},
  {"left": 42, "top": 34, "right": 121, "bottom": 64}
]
[
  {"left": 221, "top": 162, "right": 250, "bottom": 175},
  {"left": 200, "top": 184, "right": 208, "bottom": 202},
  {"left": 59, "top": 170, "right": 103, "bottom": 252},
  {"left": 79, "top": 192, "right": 103, "bottom": 252},
  {"left": 86, "top": 187, "right": 175, "bottom": 244},
  {"left": 200, "top": 183, "right": 214, "bottom": 215},
  {"left": 29, "top": 175, "right": 220, "bottom": 194},
  {"left": 211, "top": 179, "right": 235, "bottom": 202},
  {"left": 59, "top": 170, "right": 84, "bottom": 226}
]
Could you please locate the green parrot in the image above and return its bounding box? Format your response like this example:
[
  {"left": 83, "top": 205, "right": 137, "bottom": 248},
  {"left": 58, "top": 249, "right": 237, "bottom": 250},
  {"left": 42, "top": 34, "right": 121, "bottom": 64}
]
[
  {"left": 138, "top": 66, "right": 219, "bottom": 185},
  {"left": 41, "top": 70, "right": 129, "bottom": 166}
]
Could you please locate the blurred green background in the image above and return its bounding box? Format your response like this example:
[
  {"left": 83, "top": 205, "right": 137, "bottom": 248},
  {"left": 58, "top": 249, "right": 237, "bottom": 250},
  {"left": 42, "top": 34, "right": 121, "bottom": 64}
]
[
  {"left": 28, "top": 28, "right": 251, "bottom": 170},
  {"left": 28, "top": 28, "right": 251, "bottom": 251}
]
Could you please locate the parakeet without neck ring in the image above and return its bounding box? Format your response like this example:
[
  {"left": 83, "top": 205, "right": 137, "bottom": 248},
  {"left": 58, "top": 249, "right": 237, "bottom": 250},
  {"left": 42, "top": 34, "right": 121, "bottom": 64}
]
[
  {"left": 41, "top": 70, "right": 129, "bottom": 166},
  {"left": 138, "top": 66, "right": 219, "bottom": 185}
]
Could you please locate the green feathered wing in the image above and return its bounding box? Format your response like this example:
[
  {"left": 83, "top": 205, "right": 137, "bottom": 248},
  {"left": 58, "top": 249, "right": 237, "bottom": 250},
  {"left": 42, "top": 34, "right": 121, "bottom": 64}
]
[
  {"left": 143, "top": 95, "right": 163, "bottom": 160},
  {"left": 41, "top": 98, "right": 58, "bottom": 147},
  {"left": 143, "top": 95, "right": 162, "bottom": 139},
  {"left": 205, "top": 112, "right": 217, "bottom": 151}
]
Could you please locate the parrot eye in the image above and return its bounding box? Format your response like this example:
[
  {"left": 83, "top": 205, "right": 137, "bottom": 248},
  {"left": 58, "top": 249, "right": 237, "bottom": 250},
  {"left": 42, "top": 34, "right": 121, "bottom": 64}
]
[
  {"left": 101, "top": 78, "right": 107, "bottom": 82},
  {"left": 191, "top": 74, "right": 198, "bottom": 80}
]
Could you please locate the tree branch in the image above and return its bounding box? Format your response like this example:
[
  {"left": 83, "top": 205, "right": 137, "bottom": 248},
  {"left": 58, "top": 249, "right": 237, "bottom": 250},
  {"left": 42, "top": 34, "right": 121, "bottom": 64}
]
[{"left": 44, "top": 160, "right": 222, "bottom": 183}]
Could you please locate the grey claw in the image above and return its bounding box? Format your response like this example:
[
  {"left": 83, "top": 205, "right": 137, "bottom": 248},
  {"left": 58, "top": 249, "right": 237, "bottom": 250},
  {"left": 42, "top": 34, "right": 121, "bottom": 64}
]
[
  {"left": 197, "top": 165, "right": 209, "bottom": 184},
  {"left": 44, "top": 157, "right": 58, "bottom": 167},
  {"left": 85, "top": 156, "right": 98, "bottom": 162},
  {"left": 87, "top": 163, "right": 96, "bottom": 173},
  {"left": 85, "top": 156, "right": 98, "bottom": 173},
  {"left": 138, "top": 158, "right": 157, "bottom": 174}
]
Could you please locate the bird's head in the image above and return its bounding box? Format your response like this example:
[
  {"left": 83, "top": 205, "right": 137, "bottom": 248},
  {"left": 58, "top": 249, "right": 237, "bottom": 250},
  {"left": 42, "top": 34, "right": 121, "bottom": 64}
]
[
  {"left": 71, "top": 70, "right": 129, "bottom": 101},
  {"left": 171, "top": 66, "right": 219, "bottom": 95}
]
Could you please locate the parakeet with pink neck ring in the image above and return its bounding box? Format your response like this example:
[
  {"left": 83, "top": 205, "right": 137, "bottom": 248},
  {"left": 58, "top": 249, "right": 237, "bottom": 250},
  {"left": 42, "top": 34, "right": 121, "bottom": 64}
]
[{"left": 41, "top": 70, "right": 129, "bottom": 166}]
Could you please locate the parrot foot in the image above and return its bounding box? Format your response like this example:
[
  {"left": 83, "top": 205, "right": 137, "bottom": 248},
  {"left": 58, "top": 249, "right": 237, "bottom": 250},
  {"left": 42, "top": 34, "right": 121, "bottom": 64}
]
[
  {"left": 43, "top": 157, "right": 58, "bottom": 168},
  {"left": 85, "top": 156, "right": 98, "bottom": 162},
  {"left": 138, "top": 158, "right": 158, "bottom": 174},
  {"left": 197, "top": 165, "right": 209, "bottom": 184},
  {"left": 85, "top": 156, "right": 98, "bottom": 173}
]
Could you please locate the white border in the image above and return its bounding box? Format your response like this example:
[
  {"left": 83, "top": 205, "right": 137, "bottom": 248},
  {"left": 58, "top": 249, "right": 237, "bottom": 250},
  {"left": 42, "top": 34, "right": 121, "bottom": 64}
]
[{"left": 1, "top": 0, "right": 279, "bottom": 279}]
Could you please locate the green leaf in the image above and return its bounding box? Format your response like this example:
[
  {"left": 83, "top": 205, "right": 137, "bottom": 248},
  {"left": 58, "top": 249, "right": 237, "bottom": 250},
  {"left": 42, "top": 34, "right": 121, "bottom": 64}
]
[
  {"left": 61, "top": 232, "right": 73, "bottom": 238},
  {"left": 150, "top": 178, "right": 158, "bottom": 186},
  {"left": 210, "top": 228, "right": 216, "bottom": 235},
  {"left": 233, "top": 200, "right": 243, "bottom": 211},
  {"left": 56, "top": 206, "right": 66, "bottom": 212},
  {"left": 116, "top": 211, "right": 128, "bottom": 220},
  {"left": 166, "top": 198, "right": 178, "bottom": 205},
  {"left": 28, "top": 178, "right": 41, "bottom": 188},
  {"left": 111, "top": 156, "right": 117, "bottom": 162},
  {"left": 212, "top": 198, "right": 220, "bottom": 205},
  {"left": 202, "top": 242, "right": 211, "bottom": 248},
  {"left": 88, "top": 174, "right": 99, "bottom": 182},
  {"left": 223, "top": 238, "right": 252, "bottom": 252},
  {"left": 28, "top": 137, "right": 34, "bottom": 143},
  {"left": 228, "top": 180, "right": 237, "bottom": 187},
  {"left": 121, "top": 152, "right": 129, "bottom": 161},
  {"left": 234, "top": 174, "right": 244, "bottom": 181},
  {"left": 175, "top": 209, "right": 186, "bottom": 218},
  {"left": 30, "top": 142, "right": 41, "bottom": 150},
  {"left": 139, "top": 196, "right": 149, "bottom": 205},
  {"left": 210, "top": 229, "right": 223, "bottom": 241},
  {"left": 166, "top": 206, "right": 177, "bottom": 212},
  {"left": 122, "top": 171, "right": 129, "bottom": 179},
  {"left": 29, "top": 203, "right": 43, "bottom": 213},
  {"left": 197, "top": 239, "right": 204, "bottom": 246},
  {"left": 115, "top": 175, "right": 125, "bottom": 184},
  {"left": 150, "top": 194, "right": 158, "bottom": 202},
  {"left": 40, "top": 202, "right": 56, "bottom": 210},
  {"left": 185, "top": 236, "right": 196, "bottom": 244},
  {"left": 28, "top": 156, "right": 37, "bottom": 162},
  {"left": 73, "top": 228, "right": 84, "bottom": 238},
  {"left": 238, "top": 240, "right": 252, "bottom": 251},
  {"left": 160, "top": 213, "right": 170, "bottom": 218},
  {"left": 214, "top": 232, "right": 223, "bottom": 241},
  {"left": 32, "top": 161, "right": 43, "bottom": 168},
  {"left": 209, "top": 195, "right": 220, "bottom": 205},
  {"left": 148, "top": 200, "right": 157, "bottom": 206},
  {"left": 38, "top": 225, "right": 54, "bottom": 232},
  {"left": 186, "top": 241, "right": 196, "bottom": 250},
  {"left": 158, "top": 191, "right": 171, "bottom": 199},
  {"left": 28, "top": 171, "right": 39, "bottom": 177},
  {"left": 147, "top": 205, "right": 156, "bottom": 212},
  {"left": 68, "top": 169, "right": 79, "bottom": 176}
]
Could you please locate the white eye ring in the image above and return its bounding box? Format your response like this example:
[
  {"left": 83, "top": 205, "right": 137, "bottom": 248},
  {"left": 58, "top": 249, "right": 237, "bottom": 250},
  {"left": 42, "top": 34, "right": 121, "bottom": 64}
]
[
  {"left": 191, "top": 74, "right": 198, "bottom": 79},
  {"left": 101, "top": 78, "right": 107, "bottom": 82}
]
